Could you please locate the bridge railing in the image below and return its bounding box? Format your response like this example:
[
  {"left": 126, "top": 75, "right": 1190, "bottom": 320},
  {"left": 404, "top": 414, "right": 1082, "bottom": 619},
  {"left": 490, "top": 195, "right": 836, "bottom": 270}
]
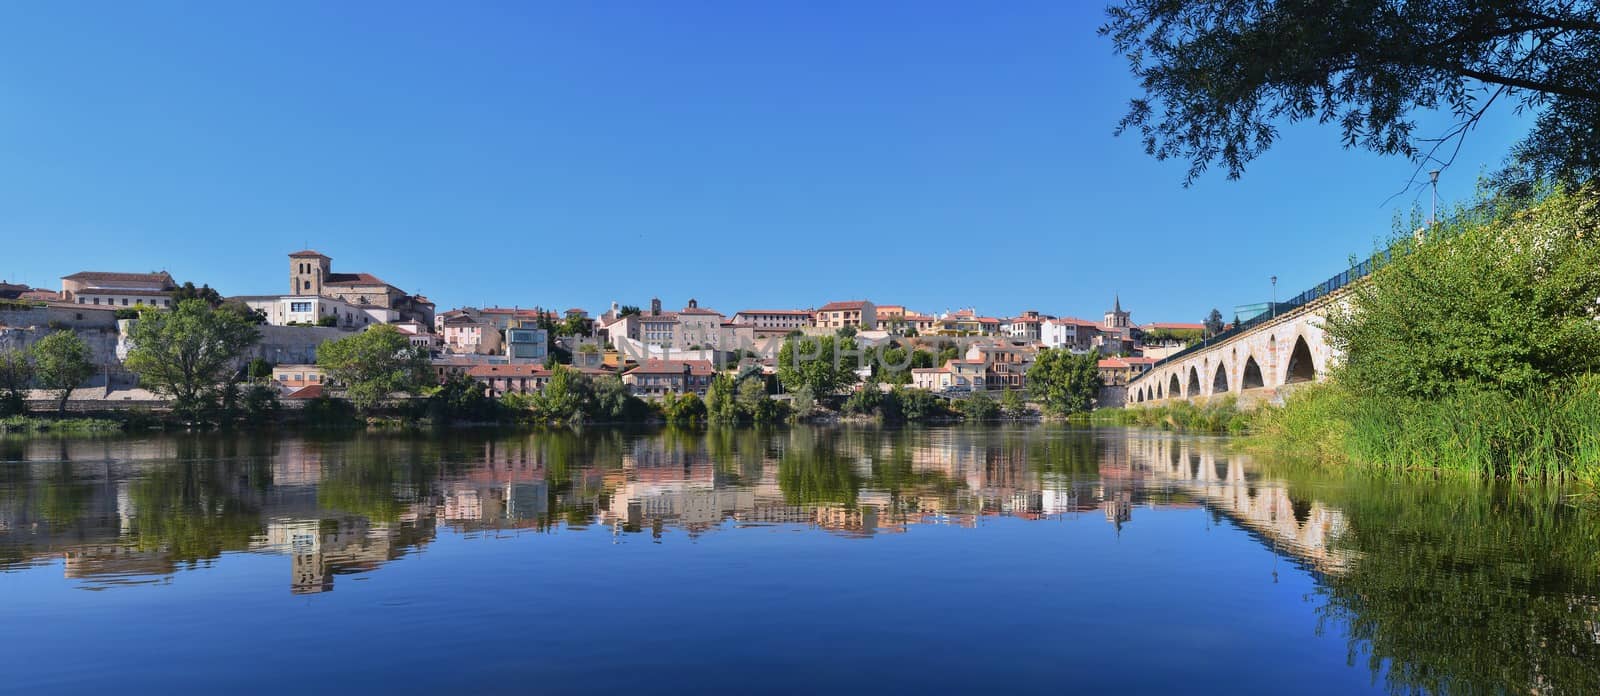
[{"left": 1133, "top": 251, "right": 1389, "bottom": 377}]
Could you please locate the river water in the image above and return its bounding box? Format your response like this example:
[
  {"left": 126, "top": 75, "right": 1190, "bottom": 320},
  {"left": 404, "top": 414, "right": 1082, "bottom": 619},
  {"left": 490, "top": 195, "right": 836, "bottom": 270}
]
[{"left": 1, "top": 426, "right": 1596, "bottom": 694}]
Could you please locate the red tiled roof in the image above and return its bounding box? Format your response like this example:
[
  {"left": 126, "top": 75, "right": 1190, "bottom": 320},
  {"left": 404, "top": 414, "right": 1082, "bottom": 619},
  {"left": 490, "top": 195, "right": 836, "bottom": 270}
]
[
  {"left": 288, "top": 249, "right": 328, "bottom": 258},
  {"left": 626, "top": 359, "right": 715, "bottom": 376},
  {"left": 466, "top": 364, "right": 551, "bottom": 378},
  {"left": 818, "top": 300, "right": 870, "bottom": 312},
  {"left": 1124, "top": 356, "right": 1158, "bottom": 364},
  {"left": 678, "top": 307, "right": 722, "bottom": 315},
  {"left": 62, "top": 271, "right": 173, "bottom": 284},
  {"left": 285, "top": 384, "right": 325, "bottom": 399},
  {"left": 324, "top": 272, "right": 390, "bottom": 286},
  {"left": 736, "top": 309, "right": 813, "bottom": 316}
]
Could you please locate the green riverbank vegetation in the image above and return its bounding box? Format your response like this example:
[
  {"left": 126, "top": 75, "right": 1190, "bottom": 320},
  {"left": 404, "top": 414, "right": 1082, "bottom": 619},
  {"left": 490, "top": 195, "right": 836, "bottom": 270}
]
[{"left": 1252, "top": 184, "right": 1600, "bottom": 483}]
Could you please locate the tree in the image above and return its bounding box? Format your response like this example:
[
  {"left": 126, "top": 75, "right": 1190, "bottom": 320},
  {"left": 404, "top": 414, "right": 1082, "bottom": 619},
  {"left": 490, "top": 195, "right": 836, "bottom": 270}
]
[
  {"left": 777, "top": 335, "right": 859, "bottom": 399},
  {"left": 124, "top": 300, "right": 262, "bottom": 421},
  {"left": 0, "top": 347, "right": 34, "bottom": 416},
  {"left": 618, "top": 305, "right": 641, "bottom": 317},
  {"left": 31, "top": 331, "right": 95, "bottom": 414},
  {"left": 1203, "top": 308, "right": 1226, "bottom": 338},
  {"left": 736, "top": 376, "right": 782, "bottom": 423},
  {"left": 706, "top": 373, "right": 740, "bottom": 423},
  {"left": 170, "top": 282, "right": 224, "bottom": 307},
  {"left": 955, "top": 392, "right": 1000, "bottom": 420},
  {"left": 246, "top": 358, "right": 273, "bottom": 383},
  {"left": 1028, "top": 348, "right": 1104, "bottom": 415},
  {"left": 1001, "top": 387, "right": 1026, "bottom": 418},
  {"left": 316, "top": 325, "right": 430, "bottom": 411},
  {"left": 1327, "top": 185, "right": 1600, "bottom": 399},
  {"left": 1101, "top": 1, "right": 1600, "bottom": 186}
]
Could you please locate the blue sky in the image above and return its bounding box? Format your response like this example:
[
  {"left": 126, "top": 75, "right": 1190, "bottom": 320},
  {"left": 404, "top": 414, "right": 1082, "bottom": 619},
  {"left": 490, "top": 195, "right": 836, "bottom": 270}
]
[{"left": 1, "top": 1, "right": 1526, "bottom": 323}]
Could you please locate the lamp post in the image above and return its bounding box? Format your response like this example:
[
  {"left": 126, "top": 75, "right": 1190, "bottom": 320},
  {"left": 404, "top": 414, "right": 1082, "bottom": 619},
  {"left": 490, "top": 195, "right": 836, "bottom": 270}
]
[
  {"left": 1270, "top": 276, "right": 1278, "bottom": 318},
  {"left": 1428, "top": 169, "right": 1441, "bottom": 226}
]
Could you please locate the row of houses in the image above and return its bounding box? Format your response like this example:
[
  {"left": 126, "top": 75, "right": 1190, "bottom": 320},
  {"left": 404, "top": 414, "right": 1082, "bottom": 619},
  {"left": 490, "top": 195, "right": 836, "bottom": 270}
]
[{"left": 3, "top": 251, "right": 1202, "bottom": 403}]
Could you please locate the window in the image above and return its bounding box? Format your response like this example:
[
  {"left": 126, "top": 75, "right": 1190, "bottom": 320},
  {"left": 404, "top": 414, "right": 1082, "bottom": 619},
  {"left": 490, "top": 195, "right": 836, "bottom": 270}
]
[
  {"left": 290, "top": 302, "right": 312, "bottom": 313},
  {"left": 93, "top": 297, "right": 100, "bottom": 304},
  {"left": 163, "top": 300, "right": 170, "bottom": 307},
  {"left": 78, "top": 298, "right": 85, "bottom": 304},
  {"left": 122, "top": 298, "right": 129, "bottom": 306},
  {"left": 303, "top": 280, "right": 311, "bottom": 290}
]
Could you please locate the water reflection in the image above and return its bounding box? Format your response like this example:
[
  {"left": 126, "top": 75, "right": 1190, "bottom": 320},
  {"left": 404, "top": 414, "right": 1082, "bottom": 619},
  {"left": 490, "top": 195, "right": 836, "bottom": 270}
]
[{"left": 2, "top": 427, "right": 1597, "bottom": 692}]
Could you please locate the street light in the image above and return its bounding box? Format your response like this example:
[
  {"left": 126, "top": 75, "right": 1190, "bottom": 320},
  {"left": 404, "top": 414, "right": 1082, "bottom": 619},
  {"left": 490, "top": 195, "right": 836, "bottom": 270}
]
[
  {"left": 1270, "top": 276, "right": 1278, "bottom": 318},
  {"left": 1428, "top": 169, "right": 1441, "bottom": 226}
]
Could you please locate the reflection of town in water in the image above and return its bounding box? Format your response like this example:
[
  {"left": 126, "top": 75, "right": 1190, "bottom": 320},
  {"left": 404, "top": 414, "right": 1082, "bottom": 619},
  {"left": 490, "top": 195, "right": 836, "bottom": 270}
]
[{"left": 0, "top": 428, "right": 1347, "bottom": 593}]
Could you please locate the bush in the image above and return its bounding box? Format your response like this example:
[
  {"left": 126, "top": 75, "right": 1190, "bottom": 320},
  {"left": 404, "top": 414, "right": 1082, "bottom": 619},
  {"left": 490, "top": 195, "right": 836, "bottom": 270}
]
[{"left": 955, "top": 392, "right": 1000, "bottom": 421}]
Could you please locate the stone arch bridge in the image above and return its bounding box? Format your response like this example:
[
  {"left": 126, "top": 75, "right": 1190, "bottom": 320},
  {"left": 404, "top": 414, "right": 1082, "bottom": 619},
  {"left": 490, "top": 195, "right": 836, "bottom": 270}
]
[{"left": 1125, "top": 259, "right": 1376, "bottom": 408}]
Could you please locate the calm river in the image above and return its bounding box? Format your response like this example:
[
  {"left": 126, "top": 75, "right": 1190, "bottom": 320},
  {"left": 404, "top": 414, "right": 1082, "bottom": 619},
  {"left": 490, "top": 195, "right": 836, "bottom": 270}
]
[{"left": 2, "top": 426, "right": 1596, "bottom": 693}]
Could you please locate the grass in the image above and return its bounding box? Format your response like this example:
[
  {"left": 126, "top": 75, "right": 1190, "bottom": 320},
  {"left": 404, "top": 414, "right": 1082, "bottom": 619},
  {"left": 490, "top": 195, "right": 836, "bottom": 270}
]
[
  {"left": 0, "top": 415, "right": 126, "bottom": 434},
  {"left": 1247, "top": 377, "right": 1600, "bottom": 485},
  {"left": 1093, "top": 395, "right": 1252, "bottom": 434}
]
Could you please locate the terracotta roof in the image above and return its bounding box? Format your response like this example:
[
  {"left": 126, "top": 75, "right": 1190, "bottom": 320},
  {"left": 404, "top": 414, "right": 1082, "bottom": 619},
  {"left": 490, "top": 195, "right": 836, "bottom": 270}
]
[
  {"left": 678, "top": 307, "right": 723, "bottom": 316},
  {"left": 288, "top": 250, "right": 329, "bottom": 258},
  {"left": 818, "top": 300, "right": 871, "bottom": 312},
  {"left": 466, "top": 364, "right": 551, "bottom": 378},
  {"left": 1124, "top": 356, "right": 1158, "bottom": 365},
  {"left": 1007, "top": 316, "right": 1042, "bottom": 324},
  {"left": 735, "top": 309, "right": 813, "bottom": 316},
  {"left": 323, "top": 272, "right": 390, "bottom": 286},
  {"left": 1098, "top": 358, "right": 1130, "bottom": 369},
  {"left": 62, "top": 271, "right": 173, "bottom": 284},
  {"left": 626, "top": 359, "right": 715, "bottom": 376},
  {"left": 1048, "top": 317, "right": 1100, "bottom": 328},
  {"left": 284, "top": 384, "right": 325, "bottom": 399}
]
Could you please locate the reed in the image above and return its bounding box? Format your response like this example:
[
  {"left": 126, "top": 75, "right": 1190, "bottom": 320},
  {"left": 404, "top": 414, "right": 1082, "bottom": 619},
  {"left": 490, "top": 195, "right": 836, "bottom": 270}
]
[{"left": 1248, "top": 377, "right": 1600, "bottom": 483}]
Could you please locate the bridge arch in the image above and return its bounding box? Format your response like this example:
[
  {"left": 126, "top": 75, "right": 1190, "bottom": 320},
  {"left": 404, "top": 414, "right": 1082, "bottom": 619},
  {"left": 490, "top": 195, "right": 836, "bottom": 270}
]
[
  {"left": 1186, "top": 366, "right": 1201, "bottom": 398},
  {"left": 1212, "top": 362, "right": 1229, "bottom": 393},
  {"left": 1241, "top": 356, "right": 1265, "bottom": 389},
  {"left": 1285, "top": 335, "right": 1317, "bottom": 384},
  {"left": 1168, "top": 373, "right": 1181, "bottom": 399}
]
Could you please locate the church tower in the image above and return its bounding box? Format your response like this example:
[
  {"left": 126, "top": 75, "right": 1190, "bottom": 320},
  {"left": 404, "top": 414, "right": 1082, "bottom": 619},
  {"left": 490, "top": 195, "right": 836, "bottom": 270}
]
[
  {"left": 290, "top": 250, "right": 331, "bottom": 297},
  {"left": 1104, "top": 294, "right": 1130, "bottom": 330}
]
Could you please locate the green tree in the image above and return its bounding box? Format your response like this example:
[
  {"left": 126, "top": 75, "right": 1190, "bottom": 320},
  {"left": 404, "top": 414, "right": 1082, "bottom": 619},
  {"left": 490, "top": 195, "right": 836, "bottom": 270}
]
[
  {"left": 1028, "top": 348, "right": 1104, "bottom": 415},
  {"left": 956, "top": 392, "right": 1000, "bottom": 420},
  {"left": 706, "top": 373, "right": 740, "bottom": 423},
  {"left": 843, "top": 378, "right": 883, "bottom": 415},
  {"left": 0, "top": 347, "right": 34, "bottom": 416},
  {"left": 124, "top": 299, "right": 261, "bottom": 421},
  {"left": 736, "top": 376, "right": 782, "bottom": 423},
  {"left": 246, "top": 358, "right": 273, "bottom": 383},
  {"left": 1327, "top": 185, "right": 1600, "bottom": 399},
  {"left": 1203, "top": 309, "right": 1225, "bottom": 338},
  {"left": 618, "top": 305, "right": 641, "bottom": 317},
  {"left": 31, "top": 331, "right": 95, "bottom": 414},
  {"left": 777, "top": 335, "right": 859, "bottom": 399},
  {"left": 316, "top": 325, "right": 430, "bottom": 411},
  {"left": 1000, "top": 387, "right": 1026, "bottom": 418},
  {"left": 1102, "top": 0, "right": 1600, "bottom": 185},
  {"left": 170, "top": 282, "right": 224, "bottom": 307}
]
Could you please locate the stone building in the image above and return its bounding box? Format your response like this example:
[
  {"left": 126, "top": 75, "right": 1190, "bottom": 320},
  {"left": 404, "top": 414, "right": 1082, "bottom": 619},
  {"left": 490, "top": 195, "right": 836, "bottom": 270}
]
[{"left": 288, "top": 250, "right": 434, "bottom": 326}]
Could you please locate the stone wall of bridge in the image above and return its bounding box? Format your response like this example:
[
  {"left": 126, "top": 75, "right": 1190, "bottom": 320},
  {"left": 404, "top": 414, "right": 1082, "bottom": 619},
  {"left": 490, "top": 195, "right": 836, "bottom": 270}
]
[{"left": 1123, "top": 298, "right": 1340, "bottom": 408}]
